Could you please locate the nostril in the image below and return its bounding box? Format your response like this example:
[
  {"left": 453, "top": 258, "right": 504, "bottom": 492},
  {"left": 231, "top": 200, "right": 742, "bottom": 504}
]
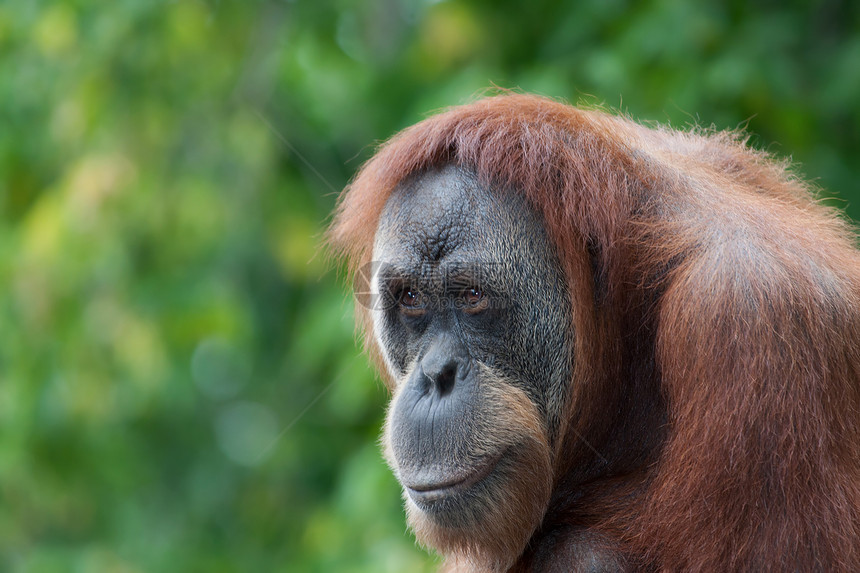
[
  {"left": 436, "top": 362, "right": 457, "bottom": 397},
  {"left": 421, "top": 359, "right": 458, "bottom": 398}
]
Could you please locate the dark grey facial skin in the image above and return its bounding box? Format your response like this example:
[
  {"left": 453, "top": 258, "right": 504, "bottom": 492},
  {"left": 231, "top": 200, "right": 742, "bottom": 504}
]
[{"left": 371, "top": 165, "right": 572, "bottom": 523}]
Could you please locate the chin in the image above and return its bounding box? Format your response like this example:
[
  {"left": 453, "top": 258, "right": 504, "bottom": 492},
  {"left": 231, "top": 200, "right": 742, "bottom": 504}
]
[{"left": 402, "top": 444, "right": 553, "bottom": 571}]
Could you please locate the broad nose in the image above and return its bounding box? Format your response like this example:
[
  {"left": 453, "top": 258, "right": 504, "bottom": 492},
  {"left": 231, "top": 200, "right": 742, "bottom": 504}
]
[{"left": 419, "top": 337, "right": 468, "bottom": 398}]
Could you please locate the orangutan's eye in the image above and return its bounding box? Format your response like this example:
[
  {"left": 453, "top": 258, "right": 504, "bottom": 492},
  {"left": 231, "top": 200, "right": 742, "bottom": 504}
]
[{"left": 399, "top": 288, "right": 427, "bottom": 316}]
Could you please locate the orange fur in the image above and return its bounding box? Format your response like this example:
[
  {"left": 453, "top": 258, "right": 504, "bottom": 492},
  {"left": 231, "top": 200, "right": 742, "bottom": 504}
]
[{"left": 329, "top": 94, "right": 860, "bottom": 571}]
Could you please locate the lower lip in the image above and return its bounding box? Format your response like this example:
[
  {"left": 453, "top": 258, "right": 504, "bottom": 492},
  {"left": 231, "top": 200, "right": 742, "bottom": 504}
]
[{"left": 405, "top": 450, "right": 506, "bottom": 504}]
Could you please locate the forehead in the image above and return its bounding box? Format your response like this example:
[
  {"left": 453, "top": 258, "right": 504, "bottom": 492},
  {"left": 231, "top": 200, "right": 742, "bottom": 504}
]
[{"left": 373, "top": 165, "right": 530, "bottom": 264}]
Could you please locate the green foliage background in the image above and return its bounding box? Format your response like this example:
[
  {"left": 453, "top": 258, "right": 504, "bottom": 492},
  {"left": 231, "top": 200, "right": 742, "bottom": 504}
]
[{"left": 1, "top": 1, "right": 858, "bottom": 571}]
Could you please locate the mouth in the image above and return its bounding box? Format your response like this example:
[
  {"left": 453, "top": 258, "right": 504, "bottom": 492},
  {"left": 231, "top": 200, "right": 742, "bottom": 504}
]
[{"left": 403, "top": 450, "right": 507, "bottom": 505}]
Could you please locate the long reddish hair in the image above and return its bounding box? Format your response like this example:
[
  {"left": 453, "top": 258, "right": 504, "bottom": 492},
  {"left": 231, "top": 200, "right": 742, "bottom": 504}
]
[{"left": 329, "top": 94, "right": 860, "bottom": 571}]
